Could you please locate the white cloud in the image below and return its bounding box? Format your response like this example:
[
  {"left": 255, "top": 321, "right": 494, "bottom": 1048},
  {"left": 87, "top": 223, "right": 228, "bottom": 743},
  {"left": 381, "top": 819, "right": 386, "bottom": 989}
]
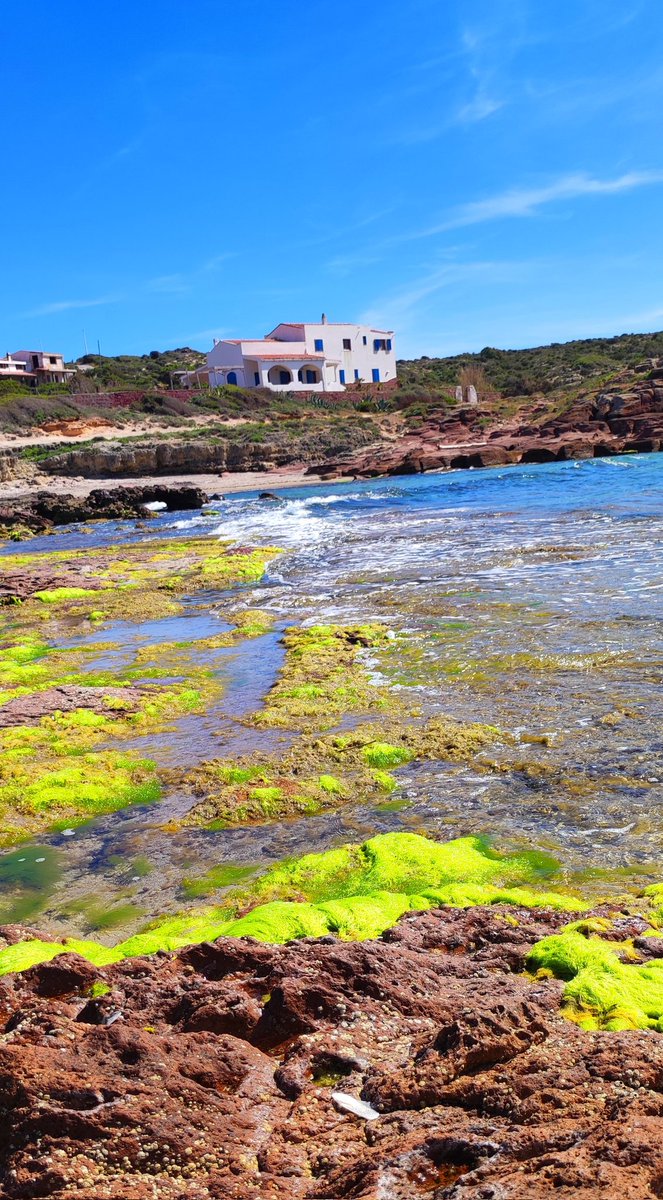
[
  {"left": 23, "top": 295, "right": 120, "bottom": 317},
  {"left": 454, "top": 96, "right": 505, "bottom": 123},
  {"left": 403, "top": 170, "right": 663, "bottom": 240},
  {"left": 360, "top": 259, "right": 529, "bottom": 329}
]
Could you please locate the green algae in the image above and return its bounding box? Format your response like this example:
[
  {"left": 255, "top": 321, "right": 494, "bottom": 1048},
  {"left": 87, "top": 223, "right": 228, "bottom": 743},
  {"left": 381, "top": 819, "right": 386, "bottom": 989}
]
[
  {"left": 0, "top": 845, "right": 61, "bottom": 923},
  {"left": 251, "top": 624, "right": 391, "bottom": 730},
  {"left": 4, "top": 537, "right": 281, "bottom": 632},
  {"left": 177, "top": 715, "right": 500, "bottom": 831},
  {"left": 251, "top": 831, "right": 565, "bottom": 905},
  {"left": 0, "top": 832, "right": 581, "bottom": 976},
  {"left": 0, "top": 750, "right": 159, "bottom": 844},
  {"left": 34, "top": 587, "right": 102, "bottom": 604},
  {"left": 362, "top": 742, "right": 413, "bottom": 768},
  {"left": 181, "top": 863, "right": 256, "bottom": 900},
  {"left": 527, "top": 927, "right": 663, "bottom": 1031},
  {"left": 0, "top": 937, "right": 119, "bottom": 975}
]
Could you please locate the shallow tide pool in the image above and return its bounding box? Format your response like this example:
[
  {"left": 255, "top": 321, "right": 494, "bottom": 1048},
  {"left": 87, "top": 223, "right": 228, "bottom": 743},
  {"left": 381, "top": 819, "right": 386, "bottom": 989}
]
[{"left": 1, "top": 454, "right": 662, "bottom": 937}]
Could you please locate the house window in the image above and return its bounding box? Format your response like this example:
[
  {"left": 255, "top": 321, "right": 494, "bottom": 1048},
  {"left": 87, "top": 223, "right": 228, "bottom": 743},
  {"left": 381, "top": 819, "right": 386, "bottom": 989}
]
[
  {"left": 339, "top": 369, "right": 346, "bottom": 384},
  {"left": 372, "top": 368, "right": 380, "bottom": 383},
  {"left": 342, "top": 338, "right": 351, "bottom": 351},
  {"left": 49, "top": 356, "right": 57, "bottom": 364},
  {"left": 354, "top": 369, "right": 359, "bottom": 381},
  {"left": 254, "top": 372, "right": 260, "bottom": 386},
  {"left": 314, "top": 338, "right": 324, "bottom": 352},
  {"left": 374, "top": 338, "right": 387, "bottom": 351},
  {"left": 279, "top": 370, "right": 290, "bottom": 385},
  {"left": 362, "top": 335, "right": 367, "bottom": 345}
]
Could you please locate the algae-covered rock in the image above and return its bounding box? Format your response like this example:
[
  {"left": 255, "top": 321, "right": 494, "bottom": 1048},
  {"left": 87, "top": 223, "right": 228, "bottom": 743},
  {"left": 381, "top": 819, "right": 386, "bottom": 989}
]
[
  {"left": 527, "top": 927, "right": 663, "bottom": 1030},
  {"left": 0, "top": 832, "right": 581, "bottom": 977},
  {"left": 252, "top": 624, "right": 391, "bottom": 730}
]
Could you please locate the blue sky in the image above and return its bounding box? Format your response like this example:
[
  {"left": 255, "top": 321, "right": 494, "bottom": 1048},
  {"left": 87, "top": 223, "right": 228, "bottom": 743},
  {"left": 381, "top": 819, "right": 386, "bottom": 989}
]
[{"left": 3, "top": 0, "right": 663, "bottom": 360}]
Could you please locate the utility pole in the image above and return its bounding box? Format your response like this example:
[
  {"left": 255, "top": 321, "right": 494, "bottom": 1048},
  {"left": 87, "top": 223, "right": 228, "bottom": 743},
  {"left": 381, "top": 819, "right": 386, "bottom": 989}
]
[{"left": 83, "top": 329, "right": 89, "bottom": 356}]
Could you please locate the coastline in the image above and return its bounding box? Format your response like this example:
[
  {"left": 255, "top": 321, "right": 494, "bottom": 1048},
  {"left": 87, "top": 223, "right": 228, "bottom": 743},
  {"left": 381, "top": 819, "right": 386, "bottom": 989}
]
[{"left": 0, "top": 465, "right": 343, "bottom": 502}]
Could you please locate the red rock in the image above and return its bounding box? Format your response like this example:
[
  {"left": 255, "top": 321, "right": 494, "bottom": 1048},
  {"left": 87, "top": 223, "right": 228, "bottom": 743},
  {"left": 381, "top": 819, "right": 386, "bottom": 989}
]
[{"left": 0, "top": 904, "right": 662, "bottom": 1197}]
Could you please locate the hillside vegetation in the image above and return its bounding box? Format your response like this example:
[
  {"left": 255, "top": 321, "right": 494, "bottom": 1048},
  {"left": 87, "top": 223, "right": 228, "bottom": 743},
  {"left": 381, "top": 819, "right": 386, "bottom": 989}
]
[
  {"left": 397, "top": 330, "right": 663, "bottom": 397},
  {"left": 1, "top": 331, "right": 662, "bottom": 435}
]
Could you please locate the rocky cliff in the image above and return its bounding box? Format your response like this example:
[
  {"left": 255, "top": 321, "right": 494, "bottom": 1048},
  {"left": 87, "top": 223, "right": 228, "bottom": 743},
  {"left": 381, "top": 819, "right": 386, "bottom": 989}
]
[{"left": 310, "top": 369, "right": 663, "bottom": 480}]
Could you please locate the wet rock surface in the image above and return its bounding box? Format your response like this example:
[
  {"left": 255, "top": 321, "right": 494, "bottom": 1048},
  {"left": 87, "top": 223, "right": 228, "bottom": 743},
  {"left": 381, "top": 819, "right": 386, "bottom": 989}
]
[
  {"left": 1, "top": 904, "right": 662, "bottom": 1198},
  {"left": 0, "top": 484, "right": 207, "bottom": 533},
  {"left": 0, "top": 684, "right": 154, "bottom": 728}
]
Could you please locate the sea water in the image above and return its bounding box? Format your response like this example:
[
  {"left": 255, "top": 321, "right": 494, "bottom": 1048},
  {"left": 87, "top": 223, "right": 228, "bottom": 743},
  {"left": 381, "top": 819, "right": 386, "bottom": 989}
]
[{"left": 1, "top": 453, "right": 662, "bottom": 933}]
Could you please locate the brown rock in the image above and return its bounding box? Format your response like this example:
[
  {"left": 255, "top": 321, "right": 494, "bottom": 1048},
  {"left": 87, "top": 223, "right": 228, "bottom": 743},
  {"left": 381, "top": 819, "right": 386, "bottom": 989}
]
[{"left": 1, "top": 904, "right": 662, "bottom": 1197}]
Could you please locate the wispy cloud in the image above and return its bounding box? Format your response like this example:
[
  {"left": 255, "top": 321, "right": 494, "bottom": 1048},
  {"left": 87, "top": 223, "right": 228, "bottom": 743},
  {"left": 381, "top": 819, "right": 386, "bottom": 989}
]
[
  {"left": 403, "top": 170, "right": 663, "bottom": 239},
  {"left": 360, "top": 259, "right": 530, "bottom": 328},
  {"left": 23, "top": 252, "right": 234, "bottom": 320},
  {"left": 23, "top": 295, "right": 121, "bottom": 317},
  {"left": 201, "top": 252, "right": 236, "bottom": 273},
  {"left": 144, "top": 274, "right": 191, "bottom": 296}
]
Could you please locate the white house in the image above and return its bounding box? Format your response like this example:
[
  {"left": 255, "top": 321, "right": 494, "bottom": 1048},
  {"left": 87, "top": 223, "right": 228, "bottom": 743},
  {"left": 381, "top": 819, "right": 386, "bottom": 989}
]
[
  {"left": 0, "top": 354, "right": 34, "bottom": 383},
  {"left": 194, "top": 317, "right": 396, "bottom": 392},
  {"left": 9, "top": 350, "right": 73, "bottom": 385}
]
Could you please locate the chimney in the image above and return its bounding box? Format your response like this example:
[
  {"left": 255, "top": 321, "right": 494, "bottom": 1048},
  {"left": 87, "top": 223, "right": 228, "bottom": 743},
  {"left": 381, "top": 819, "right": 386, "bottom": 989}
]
[{"left": 321, "top": 313, "right": 327, "bottom": 324}]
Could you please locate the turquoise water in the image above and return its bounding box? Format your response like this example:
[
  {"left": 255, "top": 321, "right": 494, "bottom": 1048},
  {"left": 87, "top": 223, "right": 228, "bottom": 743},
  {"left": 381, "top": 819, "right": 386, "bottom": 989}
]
[{"left": 1, "top": 453, "right": 662, "bottom": 934}]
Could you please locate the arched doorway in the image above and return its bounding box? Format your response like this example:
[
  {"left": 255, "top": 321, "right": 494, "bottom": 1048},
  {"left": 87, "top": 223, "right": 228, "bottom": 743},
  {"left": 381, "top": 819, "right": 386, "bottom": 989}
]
[
  {"left": 227, "top": 371, "right": 238, "bottom": 385},
  {"left": 267, "top": 364, "right": 293, "bottom": 386},
  {"left": 297, "top": 364, "right": 322, "bottom": 385}
]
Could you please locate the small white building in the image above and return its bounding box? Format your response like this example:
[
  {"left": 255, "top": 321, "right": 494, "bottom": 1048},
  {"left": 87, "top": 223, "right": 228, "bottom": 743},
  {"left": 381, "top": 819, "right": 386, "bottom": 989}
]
[
  {"left": 9, "top": 350, "right": 73, "bottom": 385},
  {"left": 196, "top": 317, "right": 396, "bottom": 392},
  {"left": 0, "top": 354, "right": 34, "bottom": 383}
]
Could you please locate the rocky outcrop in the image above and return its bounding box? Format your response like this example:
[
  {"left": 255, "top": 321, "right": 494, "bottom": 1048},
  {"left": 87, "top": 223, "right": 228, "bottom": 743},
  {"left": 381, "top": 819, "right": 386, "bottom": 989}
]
[
  {"left": 310, "top": 374, "right": 663, "bottom": 480},
  {"left": 1, "top": 903, "right": 662, "bottom": 1198},
  {"left": 0, "top": 684, "right": 155, "bottom": 728},
  {"left": 0, "top": 484, "right": 207, "bottom": 535}
]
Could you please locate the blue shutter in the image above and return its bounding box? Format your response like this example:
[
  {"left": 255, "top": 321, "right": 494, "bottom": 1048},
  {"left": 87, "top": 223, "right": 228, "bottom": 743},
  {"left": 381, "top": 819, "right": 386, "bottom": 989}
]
[
  {"left": 354, "top": 369, "right": 359, "bottom": 381},
  {"left": 386, "top": 339, "right": 392, "bottom": 351},
  {"left": 339, "top": 369, "right": 345, "bottom": 384},
  {"left": 372, "top": 368, "right": 380, "bottom": 382},
  {"left": 254, "top": 372, "right": 259, "bottom": 386},
  {"left": 314, "top": 338, "right": 324, "bottom": 351}
]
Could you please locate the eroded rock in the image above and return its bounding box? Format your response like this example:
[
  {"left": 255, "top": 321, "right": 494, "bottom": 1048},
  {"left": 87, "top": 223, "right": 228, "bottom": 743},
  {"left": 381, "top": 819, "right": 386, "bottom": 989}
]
[{"left": 0, "top": 905, "right": 661, "bottom": 1197}]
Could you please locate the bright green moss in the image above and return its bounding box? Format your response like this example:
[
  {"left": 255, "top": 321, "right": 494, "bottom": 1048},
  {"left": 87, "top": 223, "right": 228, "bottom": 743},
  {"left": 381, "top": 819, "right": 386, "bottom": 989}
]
[
  {"left": 0, "top": 937, "right": 119, "bottom": 975},
  {"left": 0, "top": 751, "right": 159, "bottom": 844},
  {"left": 0, "top": 832, "right": 582, "bottom": 976},
  {"left": 527, "top": 929, "right": 663, "bottom": 1031},
  {"left": 34, "top": 587, "right": 102, "bottom": 604},
  {"left": 249, "top": 832, "right": 570, "bottom": 908},
  {"left": 318, "top": 774, "right": 344, "bottom": 794},
  {"left": 249, "top": 786, "right": 283, "bottom": 804},
  {"left": 371, "top": 770, "right": 398, "bottom": 792},
  {"left": 252, "top": 624, "right": 391, "bottom": 731},
  {"left": 362, "top": 742, "right": 413, "bottom": 768}
]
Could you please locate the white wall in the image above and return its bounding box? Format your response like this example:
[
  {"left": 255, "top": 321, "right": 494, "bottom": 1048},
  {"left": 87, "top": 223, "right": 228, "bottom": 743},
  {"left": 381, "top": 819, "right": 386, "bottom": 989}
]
[
  {"left": 204, "top": 325, "right": 396, "bottom": 391},
  {"left": 301, "top": 324, "right": 396, "bottom": 387}
]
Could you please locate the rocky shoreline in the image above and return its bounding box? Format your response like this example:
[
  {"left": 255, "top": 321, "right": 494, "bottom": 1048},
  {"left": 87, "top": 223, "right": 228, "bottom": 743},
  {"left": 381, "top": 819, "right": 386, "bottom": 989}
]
[
  {"left": 0, "top": 366, "right": 661, "bottom": 509},
  {"left": 0, "top": 484, "right": 209, "bottom": 537},
  {"left": 309, "top": 370, "right": 663, "bottom": 480},
  {"left": 2, "top": 900, "right": 663, "bottom": 1199}
]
